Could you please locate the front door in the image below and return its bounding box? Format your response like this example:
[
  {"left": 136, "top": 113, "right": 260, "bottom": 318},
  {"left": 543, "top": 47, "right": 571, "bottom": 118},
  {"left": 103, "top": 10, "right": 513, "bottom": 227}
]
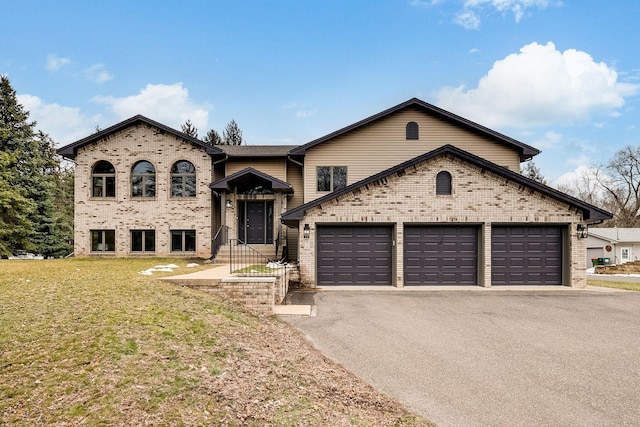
[
  {"left": 621, "top": 247, "right": 631, "bottom": 263},
  {"left": 238, "top": 200, "right": 274, "bottom": 244}
]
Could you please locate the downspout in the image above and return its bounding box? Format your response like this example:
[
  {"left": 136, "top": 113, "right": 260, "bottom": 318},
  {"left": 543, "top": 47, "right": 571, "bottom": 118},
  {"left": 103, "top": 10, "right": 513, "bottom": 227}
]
[{"left": 210, "top": 154, "right": 228, "bottom": 258}]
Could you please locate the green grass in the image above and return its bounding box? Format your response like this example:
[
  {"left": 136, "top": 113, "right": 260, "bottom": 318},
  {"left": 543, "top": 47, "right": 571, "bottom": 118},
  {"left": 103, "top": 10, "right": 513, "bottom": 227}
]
[
  {"left": 587, "top": 279, "right": 640, "bottom": 291},
  {"left": 0, "top": 258, "right": 252, "bottom": 425},
  {"left": 0, "top": 258, "right": 431, "bottom": 426}
]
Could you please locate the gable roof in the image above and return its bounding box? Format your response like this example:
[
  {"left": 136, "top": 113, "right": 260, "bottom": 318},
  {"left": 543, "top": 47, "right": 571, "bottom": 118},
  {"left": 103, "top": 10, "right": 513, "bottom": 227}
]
[
  {"left": 288, "top": 98, "right": 540, "bottom": 161},
  {"left": 209, "top": 167, "right": 293, "bottom": 193},
  {"left": 281, "top": 144, "right": 612, "bottom": 223},
  {"left": 57, "top": 115, "right": 224, "bottom": 159},
  {"left": 589, "top": 228, "right": 640, "bottom": 243}
]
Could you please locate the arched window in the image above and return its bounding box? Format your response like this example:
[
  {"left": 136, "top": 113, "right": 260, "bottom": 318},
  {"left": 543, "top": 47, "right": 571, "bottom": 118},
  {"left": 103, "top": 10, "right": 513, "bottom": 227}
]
[
  {"left": 131, "top": 161, "right": 156, "bottom": 197},
  {"left": 406, "top": 121, "right": 419, "bottom": 140},
  {"left": 436, "top": 171, "right": 452, "bottom": 195},
  {"left": 170, "top": 160, "right": 196, "bottom": 197},
  {"left": 92, "top": 161, "right": 116, "bottom": 197}
]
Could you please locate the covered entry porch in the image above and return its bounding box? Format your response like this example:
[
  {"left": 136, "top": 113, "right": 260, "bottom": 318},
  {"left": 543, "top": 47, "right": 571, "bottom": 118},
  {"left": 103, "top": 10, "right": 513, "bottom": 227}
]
[{"left": 209, "top": 167, "right": 294, "bottom": 262}]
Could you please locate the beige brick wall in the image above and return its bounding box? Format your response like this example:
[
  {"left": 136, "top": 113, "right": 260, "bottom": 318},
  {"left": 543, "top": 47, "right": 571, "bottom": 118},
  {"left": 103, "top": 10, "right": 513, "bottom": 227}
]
[
  {"left": 297, "top": 154, "right": 586, "bottom": 287},
  {"left": 74, "top": 123, "right": 213, "bottom": 258}
]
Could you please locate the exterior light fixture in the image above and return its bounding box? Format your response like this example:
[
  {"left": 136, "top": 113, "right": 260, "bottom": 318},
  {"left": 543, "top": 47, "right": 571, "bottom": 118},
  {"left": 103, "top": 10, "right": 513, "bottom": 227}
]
[
  {"left": 226, "top": 199, "right": 233, "bottom": 209},
  {"left": 577, "top": 224, "right": 588, "bottom": 239},
  {"left": 303, "top": 223, "right": 310, "bottom": 239}
]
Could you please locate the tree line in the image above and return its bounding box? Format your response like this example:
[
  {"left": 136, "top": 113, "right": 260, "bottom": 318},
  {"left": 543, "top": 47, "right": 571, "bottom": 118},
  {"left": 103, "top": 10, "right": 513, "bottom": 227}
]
[
  {"left": 0, "top": 75, "right": 73, "bottom": 257},
  {"left": 181, "top": 119, "right": 243, "bottom": 145}
]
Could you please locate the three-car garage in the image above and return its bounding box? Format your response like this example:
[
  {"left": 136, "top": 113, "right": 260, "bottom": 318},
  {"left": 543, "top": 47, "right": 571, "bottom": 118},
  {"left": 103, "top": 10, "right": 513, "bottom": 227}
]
[{"left": 315, "top": 224, "right": 564, "bottom": 287}]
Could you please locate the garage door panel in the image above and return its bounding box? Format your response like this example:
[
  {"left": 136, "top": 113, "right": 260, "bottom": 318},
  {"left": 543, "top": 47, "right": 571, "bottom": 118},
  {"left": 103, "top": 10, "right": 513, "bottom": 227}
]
[
  {"left": 317, "top": 226, "right": 392, "bottom": 286},
  {"left": 404, "top": 226, "right": 478, "bottom": 286},
  {"left": 492, "top": 226, "right": 562, "bottom": 286}
]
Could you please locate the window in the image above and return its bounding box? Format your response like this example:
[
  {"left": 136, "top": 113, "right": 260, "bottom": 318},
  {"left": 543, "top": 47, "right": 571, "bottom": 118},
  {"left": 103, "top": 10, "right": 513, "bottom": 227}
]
[
  {"left": 91, "top": 230, "right": 115, "bottom": 252},
  {"left": 92, "top": 161, "right": 116, "bottom": 197},
  {"left": 406, "top": 121, "right": 419, "bottom": 140},
  {"left": 171, "top": 160, "right": 196, "bottom": 197},
  {"left": 131, "top": 161, "right": 156, "bottom": 197},
  {"left": 171, "top": 230, "right": 196, "bottom": 252},
  {"left": 131, "top": 230, "right": 155, "bottom": 252},
  {"left": 436, "top": 171, "right": 452, "bottom": 195},
  {"left": 317, "top": 166, "right": 347, "bottom": 192}
]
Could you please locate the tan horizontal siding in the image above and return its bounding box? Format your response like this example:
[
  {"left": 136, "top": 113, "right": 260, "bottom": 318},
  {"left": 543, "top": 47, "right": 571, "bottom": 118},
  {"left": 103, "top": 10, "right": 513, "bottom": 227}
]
[
  {"left": 226, "top": 158, "right": 287, "bottom": 181},
  {"left": 303, "top": 107, "right": 521, "bottom": 203},
  {"left": 285, "top": 161, "right": 304, "bottom": 260}
]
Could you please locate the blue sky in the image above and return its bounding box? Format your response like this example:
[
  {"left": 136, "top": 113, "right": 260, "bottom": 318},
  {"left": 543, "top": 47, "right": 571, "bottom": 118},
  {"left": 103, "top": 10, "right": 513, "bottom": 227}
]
[{"left": 2, "top": 1, "right": 639, "bottom": 185}]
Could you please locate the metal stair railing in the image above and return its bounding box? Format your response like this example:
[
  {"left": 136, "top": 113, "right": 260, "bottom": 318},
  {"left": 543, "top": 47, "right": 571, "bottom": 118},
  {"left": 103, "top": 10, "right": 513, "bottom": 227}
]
[
  {"left": 210, "top": 225, "right": 228, "bottom": 261},
  {"left": 229, "top": 238, "right": 284, "bottom": 276}
]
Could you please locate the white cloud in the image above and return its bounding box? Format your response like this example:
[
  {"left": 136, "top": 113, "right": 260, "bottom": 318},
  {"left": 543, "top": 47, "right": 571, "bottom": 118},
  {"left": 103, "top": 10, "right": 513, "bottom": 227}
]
[
  {"left": 555, "top": 165, "right": 602, "bottom": 191},
  {"left": 46, "top": 54, "right": 71, "bottom": 72},
  {"left": 83, "top": 64, "right": 113, "bottom": 84},
  {"left": 17, "top": 94, "right": 102, "bottom": 145},
  {"left": 93, "top": 82, "right": 210, "bottom": 131},
  {"left": 457, "top": 0, "right": 556, "bottom": 28},
  {"left": 455, "top": 10, "right": 481, "bottom": 29},
  {"left": 434, "top": 42, "right": 639, "bottom": 128}
]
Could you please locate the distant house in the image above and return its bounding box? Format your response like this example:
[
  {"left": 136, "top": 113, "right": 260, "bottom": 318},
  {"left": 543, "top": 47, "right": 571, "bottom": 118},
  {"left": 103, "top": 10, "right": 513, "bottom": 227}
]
[
  {"left": 58, "top": 98, "right": 612, "bottom": 288},
  {"left": 587, "top": 228, "right": 640, "bottom": 266}
]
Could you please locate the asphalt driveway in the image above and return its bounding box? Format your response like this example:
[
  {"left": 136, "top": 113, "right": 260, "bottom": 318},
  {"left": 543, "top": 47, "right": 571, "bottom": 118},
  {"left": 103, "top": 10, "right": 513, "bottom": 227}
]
[{"left": 283, "top": 288, "right": 640, "bottom": 427}]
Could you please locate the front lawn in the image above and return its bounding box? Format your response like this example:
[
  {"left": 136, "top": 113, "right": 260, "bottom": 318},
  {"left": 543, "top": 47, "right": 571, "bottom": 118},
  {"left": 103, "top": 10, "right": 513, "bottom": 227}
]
[
  {"left": 587, "top": 279, "right": 640, "bottom": 292},
  {"left": 0, "top": 258, "right": 429, "bottom": 426}
]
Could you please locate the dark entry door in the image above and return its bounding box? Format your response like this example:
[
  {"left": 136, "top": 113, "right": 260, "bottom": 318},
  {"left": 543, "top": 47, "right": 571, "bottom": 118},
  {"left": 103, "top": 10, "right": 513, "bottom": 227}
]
[
  {"left": 239, "top": 201, "right": 273, "bottom": 244},
  {"left": 246, "top": 201, "right": 265, "bottom": 244}
]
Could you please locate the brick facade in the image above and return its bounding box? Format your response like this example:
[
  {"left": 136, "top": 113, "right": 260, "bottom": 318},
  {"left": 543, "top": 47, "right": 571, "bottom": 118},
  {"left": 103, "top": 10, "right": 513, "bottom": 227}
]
[
  {"left": 74, "top": 123, "right": 214, "bottom": 258},
  {"left": 296, "top": 154, "right": 587, "bottom": 288}
]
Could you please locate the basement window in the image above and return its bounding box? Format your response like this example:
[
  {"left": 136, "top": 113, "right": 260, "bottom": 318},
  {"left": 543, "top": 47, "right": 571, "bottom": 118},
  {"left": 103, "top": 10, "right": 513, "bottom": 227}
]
[
  {"left": 91, "top": 230, "right": 115, "bottom": 252},
  {"left": 171, "top": 230, "right": 196, "bottom": 252},
  {"left": 131, "top": 230, "right": 156, "bottom": 252}
]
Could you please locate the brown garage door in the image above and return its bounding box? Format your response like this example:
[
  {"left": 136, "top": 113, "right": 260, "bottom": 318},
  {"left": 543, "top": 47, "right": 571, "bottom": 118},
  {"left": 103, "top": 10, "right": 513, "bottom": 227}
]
[
  {"left": 317, "top": 226, "right": 393, "bottom": 286},
  {"left": 404, "top": 226, "right": 478, "bottom": 285},
  {"left": 492, "top": 226, "right": 562, "bottom": 285}
]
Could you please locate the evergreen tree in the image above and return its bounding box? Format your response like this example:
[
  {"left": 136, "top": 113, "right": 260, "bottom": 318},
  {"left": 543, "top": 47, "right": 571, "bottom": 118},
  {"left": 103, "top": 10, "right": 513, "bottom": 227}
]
[
  {"left": 0, "top": 75, "right": 71, "bottom": 256},
  {"left": 181, "top": 119, "right": 198, "bottom": 138},
  {"left": 0, "top": 151, "right": 35, "bottom": 256},
  {"left": 203, "top": 128, "right": 222, "bottom": 145},
  {"left": 222, "top": 119, "right": 243, "bottom": 145},
  {"left": 522, "top": 161, "right": 548, "bottom": 185}
]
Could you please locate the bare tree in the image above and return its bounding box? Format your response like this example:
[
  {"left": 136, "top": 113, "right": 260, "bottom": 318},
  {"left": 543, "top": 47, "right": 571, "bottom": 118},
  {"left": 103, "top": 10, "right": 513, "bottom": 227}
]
[{"left": 594, "top": 145, "right": 640, "bottom": 227}]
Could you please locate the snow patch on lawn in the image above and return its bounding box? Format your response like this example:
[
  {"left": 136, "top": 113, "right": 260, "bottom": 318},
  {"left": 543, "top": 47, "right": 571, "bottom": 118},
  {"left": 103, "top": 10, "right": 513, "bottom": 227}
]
[{"left": 139, "top": 264, "right": 182, "bottom": 275}]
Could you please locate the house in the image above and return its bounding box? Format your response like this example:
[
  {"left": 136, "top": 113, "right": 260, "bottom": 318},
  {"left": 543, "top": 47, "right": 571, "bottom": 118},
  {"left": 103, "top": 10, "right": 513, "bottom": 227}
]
[
  {"left": 586, "top": 228, "right": 640, "bottom": 266},
  {"left": 58, "top": 98, "right": 612, "bottom": 288}
]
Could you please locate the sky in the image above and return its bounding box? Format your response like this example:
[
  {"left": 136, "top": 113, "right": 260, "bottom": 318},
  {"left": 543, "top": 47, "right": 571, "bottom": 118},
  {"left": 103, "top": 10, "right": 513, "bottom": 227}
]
[{"left": 2, "top": 0, "right": 639, "bottom": 186}]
